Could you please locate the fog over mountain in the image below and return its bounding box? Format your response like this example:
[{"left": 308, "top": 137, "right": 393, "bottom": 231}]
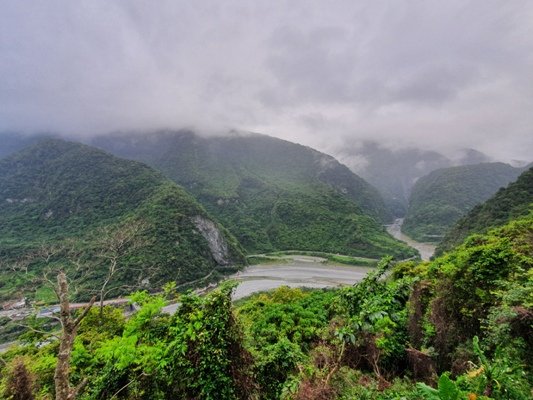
[{"left": 1, "top": 1, "right": 532, "bottom": 162}]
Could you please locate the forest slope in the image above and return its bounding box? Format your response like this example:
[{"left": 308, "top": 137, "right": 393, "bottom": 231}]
[
  {"left": 402, "top": 162, "right": 524, "bottom": 242},
  {"left": 94, "top": 131, "right": 416, "bottom": 258},
  {"left": 436, "top": 166, "right": 533, "bottom": 255},
  {"left": 0, "top": 139, "right": 245, "bottom": 302},
  {"left": 2, "top": 212, "right": 530, "bottom": 399}
]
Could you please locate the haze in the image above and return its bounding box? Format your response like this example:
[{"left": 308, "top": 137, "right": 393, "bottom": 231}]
[{"left": 1, "top": 0, "right": 532, "bottom": 162}]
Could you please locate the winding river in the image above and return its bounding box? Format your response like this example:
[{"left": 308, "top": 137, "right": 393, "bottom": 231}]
[
  {"left": 386, "top": 218, "right": 436, "bottom": 261},
  {"left": 228, "top": 219, "right": 436, "bottom": 299}
]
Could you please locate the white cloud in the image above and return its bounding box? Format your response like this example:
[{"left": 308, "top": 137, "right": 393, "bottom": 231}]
[{"left": 1, "top": 0, "right": 532, "bottom": 161}]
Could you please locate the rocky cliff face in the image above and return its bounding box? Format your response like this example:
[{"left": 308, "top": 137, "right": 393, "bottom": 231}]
[{"left": 192, "top": 216, "right": 231, "bottom": 265}]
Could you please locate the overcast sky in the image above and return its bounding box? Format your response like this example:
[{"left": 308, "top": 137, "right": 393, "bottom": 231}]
[{"left": 1, "top": 1, "right": 532, "bottom": 161}]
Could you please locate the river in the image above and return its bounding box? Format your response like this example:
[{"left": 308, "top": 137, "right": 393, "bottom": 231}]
[
  {"left": 230, "top": 255, "right": 372, "bottom": 300},
  {"left": 3, "top": 233, "right": 430, "bottom": 328},
  {"left": 229, "top": 220, "right": 436, "bottom": 300},
  {"left": 386, "top": 218, "right": 436, "bottom": 260}
]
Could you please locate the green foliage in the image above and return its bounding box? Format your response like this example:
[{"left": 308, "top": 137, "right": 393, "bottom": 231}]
[
  {"left": 0, "top": 139, "right": 245, "bottom": 301},
  {"left": 334, "top": 369, "right": 423, "bottom": 399},
  {"left": 1, "top": 205, "right": 531, "bottom": 399},
  {"left": 403, "top": 163, "right": 523, "bottom": 242},
  {"left": 460, "top": 336, "right": 532, "bottom": 400},
  {"left": 437, "top": 167, "right": 533, "bottom": 255},
  {"left": 424, "top": 214, "right": 533, "bottom": 366},
  {"left": 165, "top": 281, "right": 255, "bottom": 400},
  {"left": 416, "top": 374, "right": 464, "bottom": 400},
  {"left": 238, "top": 287, "right": 335, "bottom": 349},
  {"left": 94, "top": 131, "right": 418, "bottom": 258},
  {"left": 237, "top": 286, "right": 335, "bottom": 398},
  {"left": 257, "top": 338, "right": 304, "bottom": 399},
  {"left": 340, "top": 257, "right": 414, "bottom": 372}
]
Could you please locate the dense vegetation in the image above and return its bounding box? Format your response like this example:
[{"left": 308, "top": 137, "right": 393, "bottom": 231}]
[
  {"left": 1, "top": 135, "right": 530, "bottom": 399},
  {"left": 0, "top": 139, "right": 245, "bottom": 302},
  {"left": 337, "top": 141, "right": 457, "bottom": 217},
  {"left": 436, "top": 167, "right": 533, "bottom": 255},
  {"left": 1, "top": 210, "right": 531, "bottom": 399},
  {"left": 403, "top": 163, "right": 525, "bottom": 242},
  {"left": 335, "top": 141, "right": 492, "bottom": 217},
  {"left": 92, "top": 131, "right": 416, "bottom": 259}
]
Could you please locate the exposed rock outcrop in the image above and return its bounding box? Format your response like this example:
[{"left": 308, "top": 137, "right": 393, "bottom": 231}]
[{"left": 192, "top": 216, "right": 231, "bottom": 265}]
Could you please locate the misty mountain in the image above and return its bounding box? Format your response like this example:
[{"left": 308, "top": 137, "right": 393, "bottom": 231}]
[
  {"left": 335, "top": 142, "right": 453, "bottom": 216},
  {"left": 402, "top": 162, "right": 525, "bottom": 242},
  {"left": 435, "top": 166, "right": 533, "bottom": 255},
  {"left": 0, "top": 132, "right": 44, "bottom": 160},
  {"left": 0, "top": 138, "right": 245, "bottom": 301},
  {"left": 94, "top": 131, "right": 416, "bottom": 258},
  {"left": 334, "top": 141, "right": 492, "bottom": 216}
]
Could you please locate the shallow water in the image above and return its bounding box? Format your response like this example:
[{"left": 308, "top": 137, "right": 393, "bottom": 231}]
[
  {"left": 231, "top": 258, "right": 371, "bottom": 299},
  {"left": 386, "top": 218, "right": 436, "bottom": 260}
]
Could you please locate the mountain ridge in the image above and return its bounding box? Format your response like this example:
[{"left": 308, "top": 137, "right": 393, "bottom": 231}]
[
  {"left": 93, "top": 130, "right": 417, "bottom": 258},
  {"left": 0, "top": 138, "right": 245, "bottom": 301},
  {"left": 435, "top": 166, "right": 533, "bottom": 255},
  {"left": 402, "top": 162, "right": 526, "bottom": 242}
]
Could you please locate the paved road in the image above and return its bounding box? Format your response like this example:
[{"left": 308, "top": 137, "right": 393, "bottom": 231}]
[{"left": 0, "top": 341, "right": 15, "bottom": 353}]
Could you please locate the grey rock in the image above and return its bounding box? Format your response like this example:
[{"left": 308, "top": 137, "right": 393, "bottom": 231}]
[{"left": 192, "top": 216, "right": 230, "bottom": 265}]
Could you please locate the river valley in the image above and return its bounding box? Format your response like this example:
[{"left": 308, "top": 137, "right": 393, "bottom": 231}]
[
  {"left": 386, "top": 218, "right": 436, "bottom": 260},
  {"left": 230, "top": 255, "right": 372, "bottom": 299}
]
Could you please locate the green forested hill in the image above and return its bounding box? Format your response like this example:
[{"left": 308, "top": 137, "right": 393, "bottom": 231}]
[
  {"left": 0, "top": 139, "right": 245, "bottom": 301},
  {"left": 2, "top": 211, "right": 530, "bottom": 399},
  {"left": 94, "top": 131, "right": 416, "bottom": 258},
  {"left": 336, "top": 141, "right": 457, "bottom": 216},
  {"left": 0, "top": 132, "right": 42, "bottom": 159},
  {"left": 402, "top": 162, "right": 524, "bottom": 242},
  {"left": 435, "top": 167, "right": 533, "bottom": 255},
  {"left": 335, "top": 142, "right": 493, "bottom": 217}
]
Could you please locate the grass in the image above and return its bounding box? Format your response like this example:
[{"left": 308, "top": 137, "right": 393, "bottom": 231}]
[
  {"left": 33, "top": 286, "right": 56, "bottom": 304},
  {"left": 254, "top": 250, "right": 379, "bottom": 267},
  {"left": 246, "top": 255, "right": 290, "bottom": 265}
]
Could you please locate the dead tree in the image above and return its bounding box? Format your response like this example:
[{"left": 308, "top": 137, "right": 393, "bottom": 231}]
[
  {"left": 92, "top": 220, "right": 153, "bottom": 316},
  {"left": 54, "top": 271, "right": 95, "bottom": 400}
]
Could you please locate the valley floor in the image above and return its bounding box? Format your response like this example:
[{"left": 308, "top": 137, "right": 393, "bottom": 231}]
[{"left": 231, "top": 255, "right": 372, "bottom": 299}]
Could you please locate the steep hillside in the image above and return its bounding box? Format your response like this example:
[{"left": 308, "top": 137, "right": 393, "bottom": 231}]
[
  {"left": 336, "top": 142, "right": 453, "bottom": 216},
  {"left": 334, "top": 141, "right": 492, "bottom": 217},
  {"left": 0, "top": 139, "right": 245, "bottom": 302},
  {"left": 402, "top": 162, "right": 524, "bottom": 242},
  {"left": 94, "top": 131, "right": 416, "bottom": 258},
  {"left": 436, "top": 166, "right": 533, "bottom": 255}
]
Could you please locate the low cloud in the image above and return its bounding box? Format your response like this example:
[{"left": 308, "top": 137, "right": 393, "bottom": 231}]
[{"left": 1, "top": 0, "right": 532, "bottom": 162}]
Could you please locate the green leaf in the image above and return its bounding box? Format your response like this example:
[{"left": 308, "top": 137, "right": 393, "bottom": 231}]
[{"left": 437, "top": 374, "right": 460, "bottom": 400}]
